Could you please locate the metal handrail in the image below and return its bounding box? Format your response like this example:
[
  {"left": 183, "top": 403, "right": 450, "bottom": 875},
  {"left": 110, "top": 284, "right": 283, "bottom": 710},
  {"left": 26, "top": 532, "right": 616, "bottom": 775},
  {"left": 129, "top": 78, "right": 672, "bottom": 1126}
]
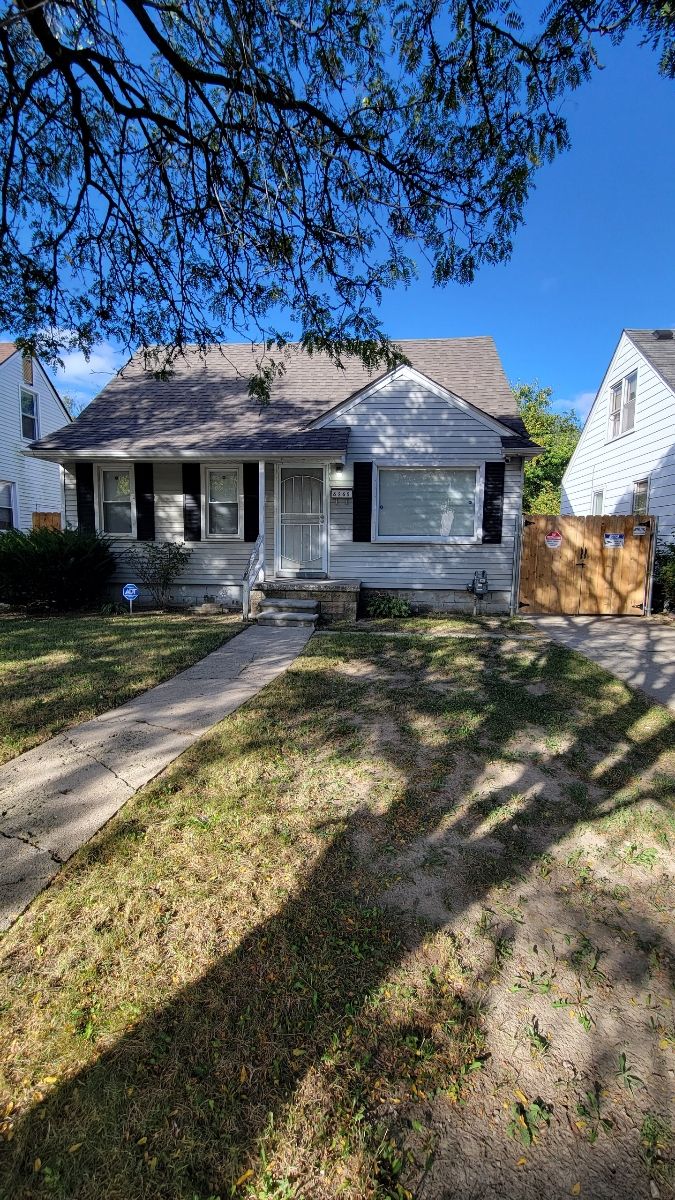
[{"left": 242, "top": 531, "right": 264, "bottom": 618}]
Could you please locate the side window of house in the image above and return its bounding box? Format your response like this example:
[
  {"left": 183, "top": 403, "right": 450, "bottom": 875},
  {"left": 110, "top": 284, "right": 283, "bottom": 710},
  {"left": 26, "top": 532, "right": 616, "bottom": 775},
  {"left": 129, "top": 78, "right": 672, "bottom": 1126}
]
[
  {"left": 608, "top": 371, "right": 637, "bottom": 439},
  {"left": 20, "top": 387, "right": 38, "bottom": 439},
  {"left": 591, "top": 489, "right": 603, "bottom": 516},
  {"left": 0, "top": 481, "right": 15, "bottom": 530},
  {"left": 101, "top": 468, "right": 134, "bottom": 534},
  {"left": 207, "top": 468, "right": 240, "bottom": 536},
  {"left": 632, "top": 478, "right": 649, "bottom": 515}
]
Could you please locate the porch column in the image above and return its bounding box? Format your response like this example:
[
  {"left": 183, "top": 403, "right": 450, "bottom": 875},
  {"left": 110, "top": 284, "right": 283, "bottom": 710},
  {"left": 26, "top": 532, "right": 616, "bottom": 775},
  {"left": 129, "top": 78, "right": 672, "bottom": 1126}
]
[{"left": 259, "top": 460, "right": 265, "bottom": 577}]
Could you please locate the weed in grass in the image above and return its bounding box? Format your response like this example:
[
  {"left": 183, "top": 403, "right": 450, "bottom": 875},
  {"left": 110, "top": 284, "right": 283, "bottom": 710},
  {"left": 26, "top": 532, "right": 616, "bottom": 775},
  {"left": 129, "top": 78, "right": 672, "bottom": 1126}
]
[
  {"left": 510, "top": 969, "right": 556, "bottom": 996},
  {"left": 619, "top": 843, "right": 659, "bottom": 869},
  {"left": 493, "top": 934, "right": 515, "bottom": 970},
  {"left": 524, "top": 1017, "right": 551, "bottom": 1057},
  {"left": 506, "top": 1098, "right": 553, "bottom": 1146},
  {"left": 639, "top": 1114, "right": 673, "bottom": 1183},
  {"left": 570, "top": 935, "right": 607, "bottom": 986},
  {"left": 575, "top": 1083, "right": 613, "bottom": 1143},
  {"left": 616, "top": 1051, "right": 644, "bottom": 1092}
]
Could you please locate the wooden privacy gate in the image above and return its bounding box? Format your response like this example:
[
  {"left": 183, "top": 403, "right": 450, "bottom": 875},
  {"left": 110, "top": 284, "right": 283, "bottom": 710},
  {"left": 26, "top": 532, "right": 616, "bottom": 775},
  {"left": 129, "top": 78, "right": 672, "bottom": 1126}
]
[{"left": 518, "top": 515, "right": 655, "bottom": 615}]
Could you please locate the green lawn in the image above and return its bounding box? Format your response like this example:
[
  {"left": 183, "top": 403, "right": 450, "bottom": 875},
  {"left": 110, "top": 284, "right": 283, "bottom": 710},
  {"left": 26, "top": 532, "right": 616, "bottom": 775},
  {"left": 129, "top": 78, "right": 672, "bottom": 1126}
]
[
  {"left": 0, "top": 633, "right": 673, "bottom": 1199},
  {"left": 335, "top": 613, "right": 532, "bottom": 634},
  {"left": 0, "top": 613, "right": 243, "bottom": 764}
]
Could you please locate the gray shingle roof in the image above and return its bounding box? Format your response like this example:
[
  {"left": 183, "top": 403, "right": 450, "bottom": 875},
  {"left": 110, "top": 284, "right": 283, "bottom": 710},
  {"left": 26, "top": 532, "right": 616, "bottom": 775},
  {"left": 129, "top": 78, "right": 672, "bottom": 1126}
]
[
  {"left": 626, "top": 329, "right": 675, "bottom": 393},
  {"left": 29, "top": 336, "right": 534, "bottom": 458}
]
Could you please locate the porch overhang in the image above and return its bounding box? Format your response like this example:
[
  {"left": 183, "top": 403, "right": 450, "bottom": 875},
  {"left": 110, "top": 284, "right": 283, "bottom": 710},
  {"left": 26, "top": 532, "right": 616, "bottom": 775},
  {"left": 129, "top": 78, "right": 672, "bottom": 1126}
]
[{"left": 25, "top": 428, "right": 350, "bottom": 464}]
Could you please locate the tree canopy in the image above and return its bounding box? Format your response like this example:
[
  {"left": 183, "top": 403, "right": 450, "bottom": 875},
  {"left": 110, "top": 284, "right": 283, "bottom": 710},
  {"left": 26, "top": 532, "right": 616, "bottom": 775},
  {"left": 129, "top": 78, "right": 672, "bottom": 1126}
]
[
  {"left": 515, "top": 382, "right": 582, "bottom": 513},
  {"left": 1, "top": 0, "right": 673, "bottom": 394}
]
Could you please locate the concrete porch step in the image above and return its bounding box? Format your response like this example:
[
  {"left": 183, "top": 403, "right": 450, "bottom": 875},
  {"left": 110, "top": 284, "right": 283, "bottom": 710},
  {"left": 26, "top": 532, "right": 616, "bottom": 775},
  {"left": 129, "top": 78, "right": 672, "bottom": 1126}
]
[
  {"left": 257, "top": 611, "right": 318, "bottom": 627},
  {"left": 258, "top": 597, "right": 318, "bottom": 612}
]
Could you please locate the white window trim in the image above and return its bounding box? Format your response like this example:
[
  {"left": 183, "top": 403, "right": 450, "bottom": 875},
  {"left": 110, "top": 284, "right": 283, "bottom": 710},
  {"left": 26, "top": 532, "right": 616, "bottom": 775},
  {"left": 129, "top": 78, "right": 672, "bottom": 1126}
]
[
  {"left": 95, "top": 463, "right": 137, "bottom": 539},
  {"left": 591, "top": 488, "right": 604, "bottom": 516},
  {"left": 19, "top": 384, "right": 40, "bottom": 442},
  {"left": 373, "top": 464, "right": 485, "bottom": 544},
  {"left": 202, "top": 463, "right": 244, "bottom": 541},
  {"left": 632, "top": 477, "right": 650, "bottom": 515},
  {"left": 0, "top": 480, "right": 18, "bottom": 532},
  {"left": 606, "top": 369, "right": 637, "bottom": 442}
]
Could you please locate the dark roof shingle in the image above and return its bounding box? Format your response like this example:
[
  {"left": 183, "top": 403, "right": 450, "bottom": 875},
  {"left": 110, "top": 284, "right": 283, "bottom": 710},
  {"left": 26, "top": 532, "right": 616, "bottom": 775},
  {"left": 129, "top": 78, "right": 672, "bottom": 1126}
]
[
  {"left": 29, "top": 336, "right": 533, "bottom": 457},
  {"left": 626, "top": 329, "right": 675, "bottom": 392}
]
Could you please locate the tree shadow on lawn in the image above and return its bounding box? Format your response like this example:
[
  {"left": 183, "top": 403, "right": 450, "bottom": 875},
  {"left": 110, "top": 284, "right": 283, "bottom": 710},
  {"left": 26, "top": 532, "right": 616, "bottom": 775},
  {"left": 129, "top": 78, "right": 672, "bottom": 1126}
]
[{"left": 1, "top": 634, "right": 673, "bottom": 1199}]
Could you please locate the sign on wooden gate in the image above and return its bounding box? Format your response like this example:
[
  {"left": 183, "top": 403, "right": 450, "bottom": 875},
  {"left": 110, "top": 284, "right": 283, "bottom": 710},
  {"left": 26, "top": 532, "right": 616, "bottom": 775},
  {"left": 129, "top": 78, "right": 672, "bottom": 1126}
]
[{"left": 518, "top": 514, "right": 654, "bottom": 616}]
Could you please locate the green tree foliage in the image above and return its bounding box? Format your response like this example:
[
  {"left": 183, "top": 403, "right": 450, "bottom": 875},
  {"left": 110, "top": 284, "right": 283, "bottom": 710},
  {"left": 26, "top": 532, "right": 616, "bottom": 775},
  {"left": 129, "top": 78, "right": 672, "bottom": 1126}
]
[
  {"left": 515, "top": 382, "right": 582, "bottom": 513},
  {"left": 1, "top": 1, "right": 674, "bottom": 395}
]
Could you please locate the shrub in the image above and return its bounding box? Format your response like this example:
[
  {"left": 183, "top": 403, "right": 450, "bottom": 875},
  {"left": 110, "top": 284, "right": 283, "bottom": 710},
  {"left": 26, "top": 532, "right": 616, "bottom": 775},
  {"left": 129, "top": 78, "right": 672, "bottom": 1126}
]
[
  {"left": 653, "top": 539, "right": 675, "bottom": 611},
  {"left": 120, "top": 541, "right": 193, "bottom": 608},
  {"left": 366, "top": 592, "right": 413, "bottom": 618},
  {"left": 0, "top": 527, "right": 115, "bottom": 612}
]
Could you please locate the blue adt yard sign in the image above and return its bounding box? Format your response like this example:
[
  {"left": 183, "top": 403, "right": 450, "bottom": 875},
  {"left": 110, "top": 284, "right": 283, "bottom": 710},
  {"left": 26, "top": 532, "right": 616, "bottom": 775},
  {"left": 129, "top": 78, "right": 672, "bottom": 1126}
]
[{"left": 122, "top": 582, "right": 139, "bottom": 613}]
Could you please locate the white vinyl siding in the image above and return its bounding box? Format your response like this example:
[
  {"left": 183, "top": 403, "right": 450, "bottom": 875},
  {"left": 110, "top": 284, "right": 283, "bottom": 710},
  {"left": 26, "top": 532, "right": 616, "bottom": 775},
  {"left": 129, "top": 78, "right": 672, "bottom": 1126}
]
[
  {"left": 323, "top": 375, "right": 520, "bottom": 593},
  {"left": 0, "top": 353, "right": 67, "bottom": 531},
  {"left": 561, "top": 332, "right": 675, "bottom": 539}
]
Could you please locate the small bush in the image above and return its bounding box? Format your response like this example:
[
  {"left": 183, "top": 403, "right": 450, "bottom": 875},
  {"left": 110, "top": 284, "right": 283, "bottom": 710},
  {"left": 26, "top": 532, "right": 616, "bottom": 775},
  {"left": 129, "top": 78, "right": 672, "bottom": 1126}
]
[
  {"left": 366, "top": 592, "right": 413, "bottom": 619},
  {"left": 0, "top": 528, "right": 115, "bottom": 612},
  {"left": 653, "top": 539, "right": 675, "bottom": 611},
  {"left": 120, "top": 541, "right": 193, "bottom": 608}
]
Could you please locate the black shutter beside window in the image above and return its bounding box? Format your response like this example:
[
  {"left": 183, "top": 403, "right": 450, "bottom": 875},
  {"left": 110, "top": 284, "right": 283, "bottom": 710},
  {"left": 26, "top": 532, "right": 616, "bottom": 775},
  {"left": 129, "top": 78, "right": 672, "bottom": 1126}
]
[
  {"left": 352, "top": 461, "right": 373, "bottom": 542},
  {"left": 182, "top": 463, "right": 201, "bottom": 541},
  {"left": 75, "top": 463, "right": 96, "bottom": 533},
  {"left": 482, "top": 462, "right": 505, "bottom": 544},
  {"left": 134, "top": 462, "right": 155, "bottom": 541},
  {"left": 242, "top": 462, "right": 259, "bottom": 541}
]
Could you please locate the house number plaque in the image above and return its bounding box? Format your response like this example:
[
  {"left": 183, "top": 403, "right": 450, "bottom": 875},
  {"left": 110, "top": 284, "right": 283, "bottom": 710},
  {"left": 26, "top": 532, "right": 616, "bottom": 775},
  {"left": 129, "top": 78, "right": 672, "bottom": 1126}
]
[{"left": 331, "top": 488, "right": 352, "bottom": 500}]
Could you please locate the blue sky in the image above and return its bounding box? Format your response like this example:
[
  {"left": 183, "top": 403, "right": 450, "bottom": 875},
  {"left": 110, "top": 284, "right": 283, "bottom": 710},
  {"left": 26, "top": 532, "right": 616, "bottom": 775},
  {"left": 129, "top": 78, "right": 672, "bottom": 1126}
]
[{"left": 48, "top": 31, "right": 675, "bottom": 422}]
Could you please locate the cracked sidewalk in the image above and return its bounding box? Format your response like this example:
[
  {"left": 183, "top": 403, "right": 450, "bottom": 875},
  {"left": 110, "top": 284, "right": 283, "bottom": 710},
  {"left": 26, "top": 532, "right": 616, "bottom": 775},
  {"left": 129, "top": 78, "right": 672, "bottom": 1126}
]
[{"left": 0, "top": 623, "right": 312, "bottom": 930}]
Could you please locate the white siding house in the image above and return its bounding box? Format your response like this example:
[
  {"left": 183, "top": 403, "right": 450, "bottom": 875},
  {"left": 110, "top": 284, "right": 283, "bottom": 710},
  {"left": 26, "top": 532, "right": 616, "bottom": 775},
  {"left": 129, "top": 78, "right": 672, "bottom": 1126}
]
[
  {"left": 0, "top": 343, "right": 71, "bottom": 532},
  {"left": 561, "top": 329, "right": 675, "bottom": 540},
  {"left": 29, "top": 338, "right": 539, "bottom": 614}
]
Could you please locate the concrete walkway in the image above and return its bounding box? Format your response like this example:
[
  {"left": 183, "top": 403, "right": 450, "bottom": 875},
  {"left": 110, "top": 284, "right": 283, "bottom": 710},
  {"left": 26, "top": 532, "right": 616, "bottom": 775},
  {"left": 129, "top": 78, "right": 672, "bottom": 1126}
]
[
  {"left": 523, "top": 615, "right": 675, "bottom": 712},
  {"left": 0, "top": 625, "right": 311, "bottom": 931}
]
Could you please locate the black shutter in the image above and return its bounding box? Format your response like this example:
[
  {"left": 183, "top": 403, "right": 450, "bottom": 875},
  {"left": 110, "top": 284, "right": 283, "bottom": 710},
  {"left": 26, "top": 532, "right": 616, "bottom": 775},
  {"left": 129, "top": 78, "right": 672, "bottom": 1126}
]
[
  {"left": 75, "top": 463, "right": 96, "bottom": 533},
  {"left": 352, "top": 461, "right": 373, "bottom": 542},
  {"left": 242, "top": 462, "right": 259, "bottom": 541},
  {"left": 134, "top": 462, "right": 155, "bottom": 541},
  {"left": 182, "top": 463, "right": 201, "bottom": 541},
  {"left": 482, "top": 462, "right": 505, "bottom": 544}
]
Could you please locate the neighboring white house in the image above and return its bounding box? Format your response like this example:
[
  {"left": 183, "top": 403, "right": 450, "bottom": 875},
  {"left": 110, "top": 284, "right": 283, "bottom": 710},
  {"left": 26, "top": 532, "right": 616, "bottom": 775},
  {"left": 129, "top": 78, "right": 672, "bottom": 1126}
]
[
  {"left": 561, "top": 328, "right": 675, "bottom": 540},
  {"left": 0, "top": 343, "right": 71, "bottom": 532}
]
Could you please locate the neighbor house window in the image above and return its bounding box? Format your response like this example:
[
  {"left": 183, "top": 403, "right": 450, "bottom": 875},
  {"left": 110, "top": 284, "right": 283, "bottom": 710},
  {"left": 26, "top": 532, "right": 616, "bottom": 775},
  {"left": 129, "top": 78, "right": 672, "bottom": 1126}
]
[
  {"left": 377, "top": 468, "right": 478, "bottom": 540},
  {"left": 632, "top": 478, "right": 649, "bottom": 515},
  {"left": 591, "top": 489, "right": 603, "bottom": 515},
  {"left": 608, "top": 371, "right": 637, "bottom": 439},
  {"left": 0, "top": 481, "right": 15, "bottom": 530},
  {"left": 20, "top": 387, "right": 38, "bottom": 439},
  {"left": 206, "top": 467, "right": 241, "bottom": 537},
  {"left": 100, "top": 468, "right": 134, "bottom": 534}
]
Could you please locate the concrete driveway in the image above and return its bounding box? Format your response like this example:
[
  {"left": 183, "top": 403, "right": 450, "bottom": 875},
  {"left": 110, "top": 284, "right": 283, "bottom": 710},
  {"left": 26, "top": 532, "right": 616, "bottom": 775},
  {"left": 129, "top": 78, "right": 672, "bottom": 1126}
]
[{"left": 524, "top": 615, "right": 675, "bottom": 711}]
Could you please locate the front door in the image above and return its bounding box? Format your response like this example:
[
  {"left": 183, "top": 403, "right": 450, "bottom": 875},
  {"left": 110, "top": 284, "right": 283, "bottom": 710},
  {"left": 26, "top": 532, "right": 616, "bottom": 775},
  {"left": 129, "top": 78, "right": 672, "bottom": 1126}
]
[{"left": 277, "top": 466, "right": 326, "bottom": 576}]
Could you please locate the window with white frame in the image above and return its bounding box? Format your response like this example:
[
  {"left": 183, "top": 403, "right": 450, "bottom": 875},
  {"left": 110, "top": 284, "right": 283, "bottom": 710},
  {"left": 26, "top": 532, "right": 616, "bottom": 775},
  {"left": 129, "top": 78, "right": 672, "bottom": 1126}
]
[
  {"left": 100, "top": 468, "right": 134, "bottom": 534},
  {"left": 591, "top": 489, "right": 603, "bottom": 516},
  {"left": 608, "top": 371, "right": 637, "bottom": 439},
  {"left": 632, "top": 478, "right": 649, "bottom": 516},
  {"left": 206, "top": 467, "right": 241, "bottom": 537},
  {"left": 20, "top": 387, "right": 38, "bottom": 440},
  {"left": 0, "top": 481, "right": 15, "bottom": 530},
  {"left": 377, "top": 467, "right": 478, "bottom": 540}
]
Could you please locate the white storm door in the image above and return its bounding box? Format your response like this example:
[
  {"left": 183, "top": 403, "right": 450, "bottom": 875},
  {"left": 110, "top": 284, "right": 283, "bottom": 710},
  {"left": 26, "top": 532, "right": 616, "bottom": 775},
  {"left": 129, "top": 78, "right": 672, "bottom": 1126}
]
[{"left": 279, "top": 467, "right": 325, "bottom": 574}]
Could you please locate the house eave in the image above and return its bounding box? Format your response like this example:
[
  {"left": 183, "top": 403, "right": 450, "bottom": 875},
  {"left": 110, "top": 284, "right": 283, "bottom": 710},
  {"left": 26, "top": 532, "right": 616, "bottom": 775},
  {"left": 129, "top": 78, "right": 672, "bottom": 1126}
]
[{"left": 24, "top": 447, "right": 348, "bottom": 464}]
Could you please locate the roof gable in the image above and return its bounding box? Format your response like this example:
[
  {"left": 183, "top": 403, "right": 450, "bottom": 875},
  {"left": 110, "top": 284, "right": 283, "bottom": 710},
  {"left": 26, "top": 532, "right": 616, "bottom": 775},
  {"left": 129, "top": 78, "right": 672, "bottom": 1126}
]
[{"left": 310, "top": 364, "right": 519, "bottom": 437}]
